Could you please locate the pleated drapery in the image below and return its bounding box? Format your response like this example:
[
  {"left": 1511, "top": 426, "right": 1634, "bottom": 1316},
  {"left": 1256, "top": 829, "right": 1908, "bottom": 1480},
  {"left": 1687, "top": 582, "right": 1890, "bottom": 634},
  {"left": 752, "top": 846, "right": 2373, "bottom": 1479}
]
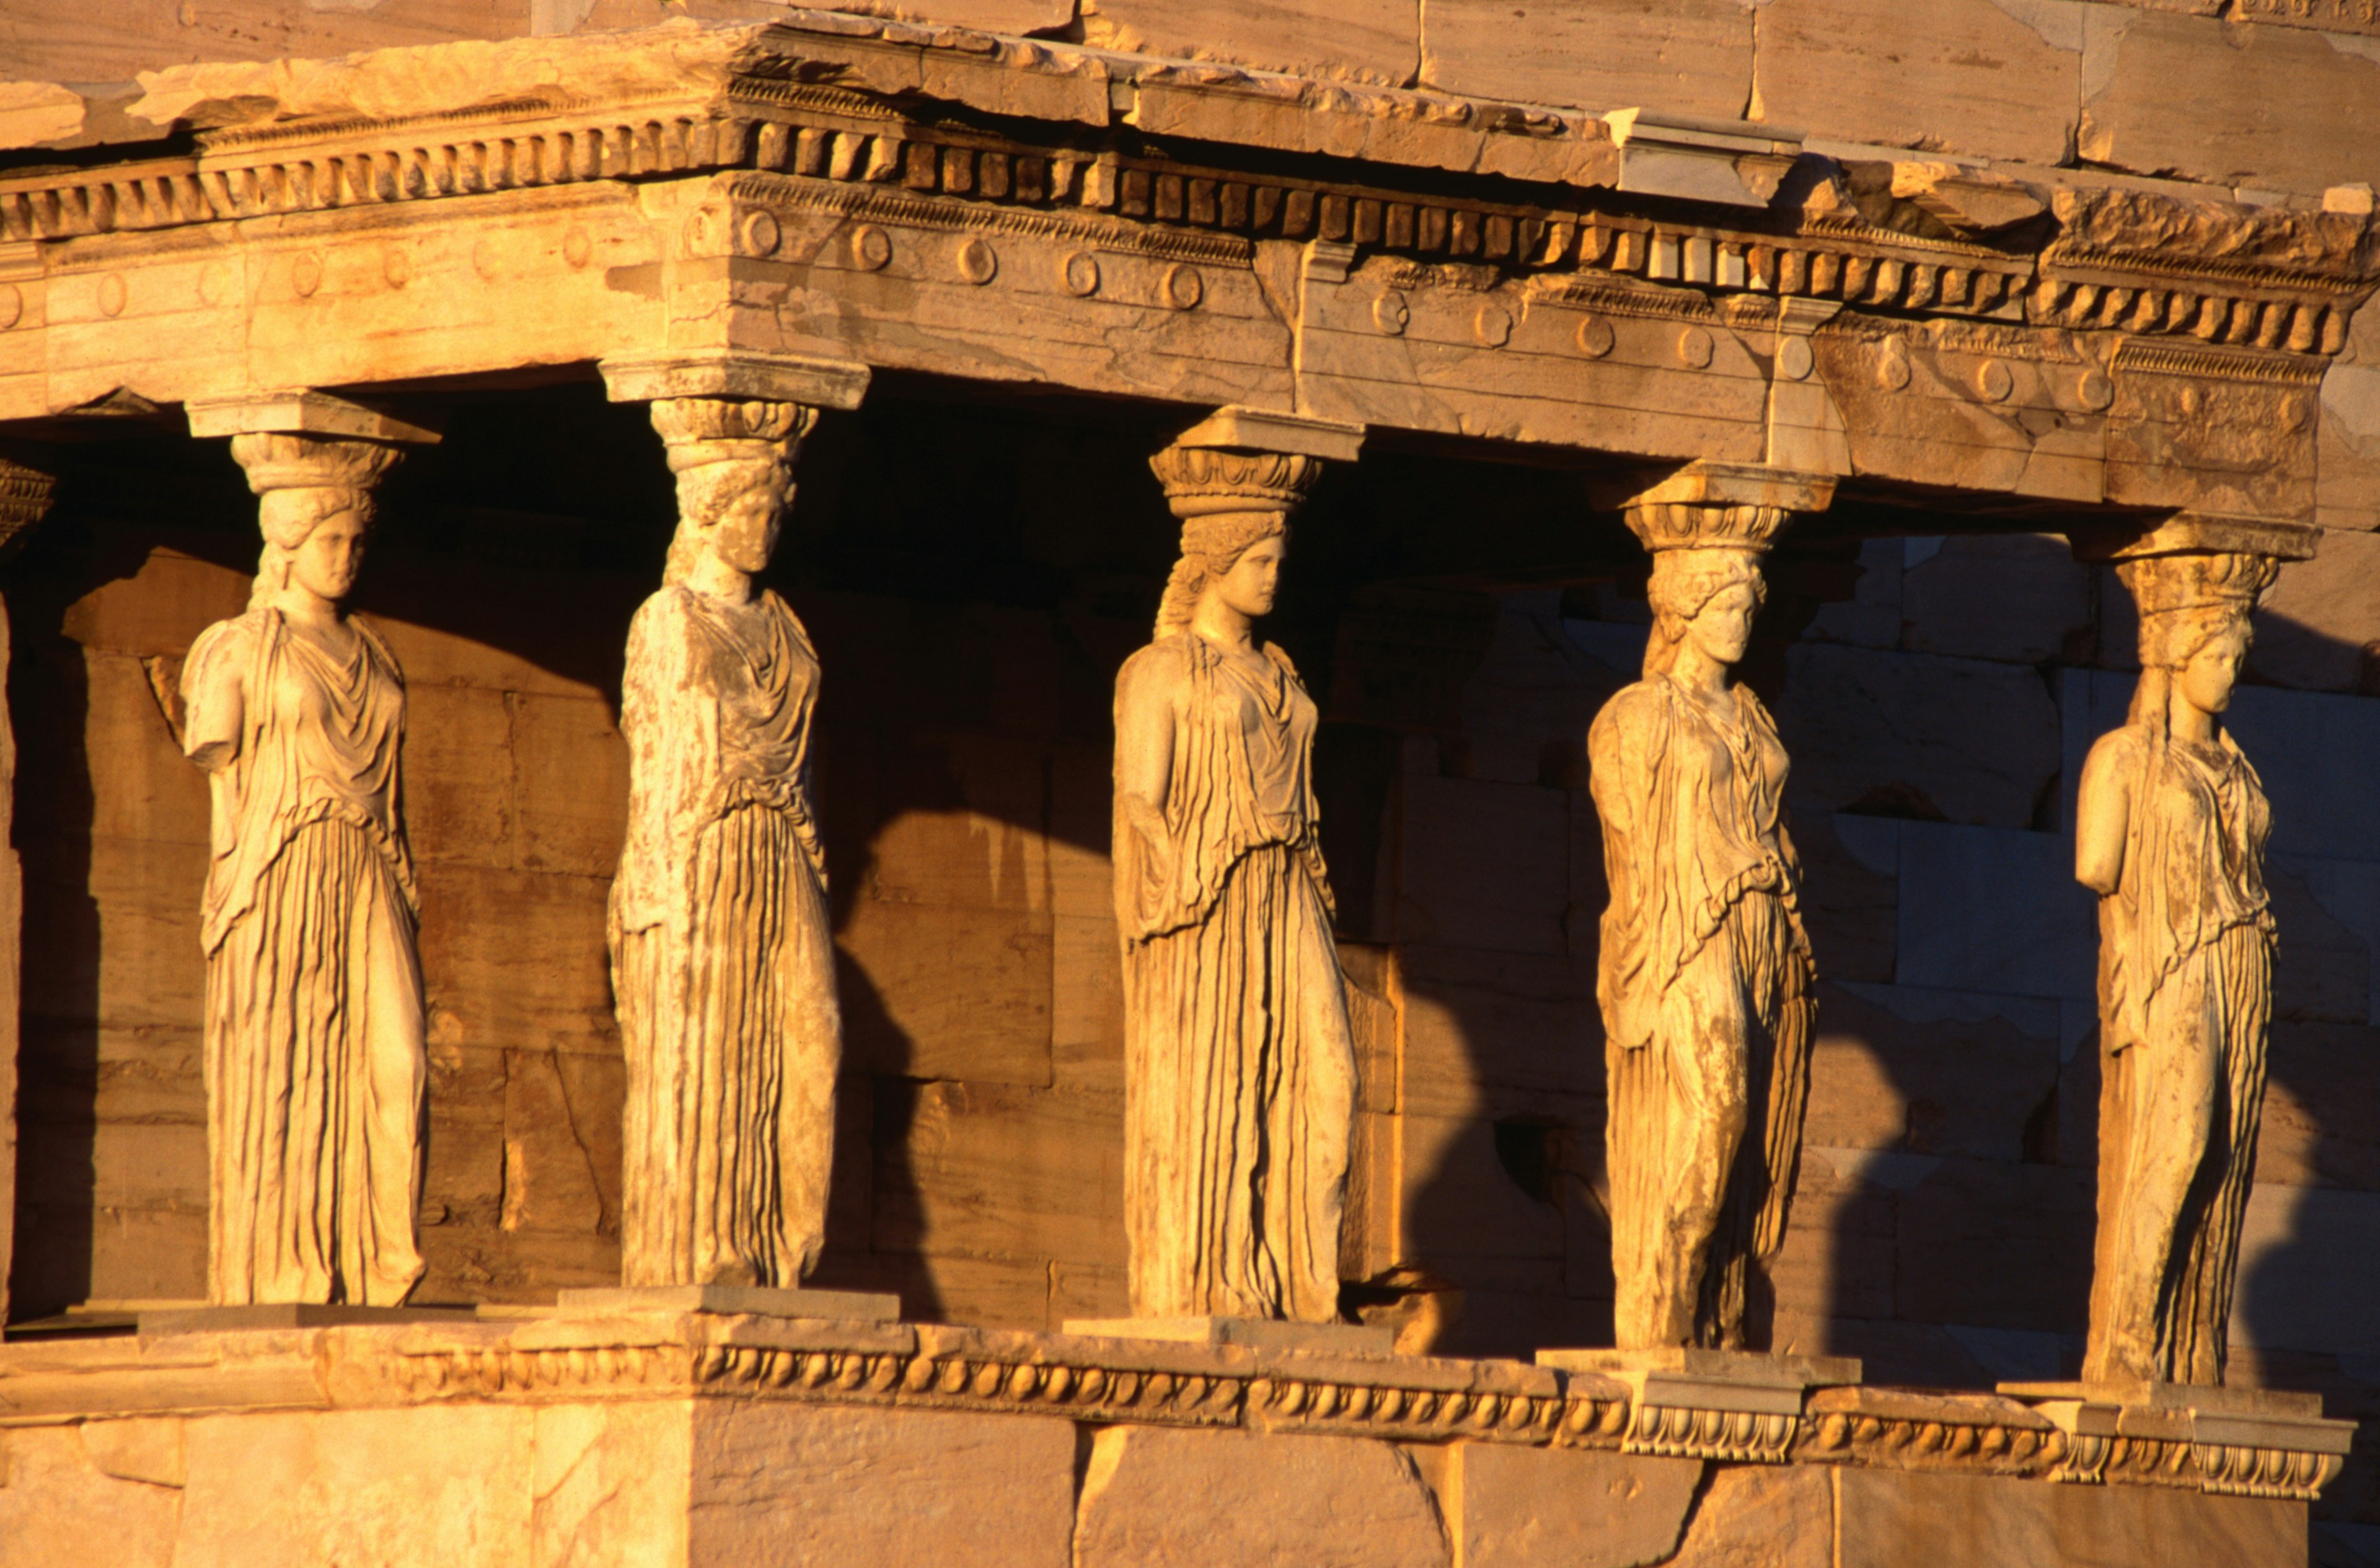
[
  {"left": 1589, "top": 672, "right": 1814, "bottom": 1349},
  {"left": 610, "top": 584, "right": 839, "bottom": 1288},
  {"left": 1114, "top": 633, "right": 1355, "bottom": 1324},
  {"left": 182, "top": 609, "right": 425, "bottom": 1306},
  {"left": 2086, "top": 727, "right": 2275, "bottom": 1385}
]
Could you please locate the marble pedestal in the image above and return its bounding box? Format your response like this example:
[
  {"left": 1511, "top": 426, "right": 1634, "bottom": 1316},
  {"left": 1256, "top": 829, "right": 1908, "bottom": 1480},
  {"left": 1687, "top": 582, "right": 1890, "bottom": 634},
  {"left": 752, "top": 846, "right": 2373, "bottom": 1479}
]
[{"left": 0, "top": 1314, "right": 2338, "bottom": 1568}]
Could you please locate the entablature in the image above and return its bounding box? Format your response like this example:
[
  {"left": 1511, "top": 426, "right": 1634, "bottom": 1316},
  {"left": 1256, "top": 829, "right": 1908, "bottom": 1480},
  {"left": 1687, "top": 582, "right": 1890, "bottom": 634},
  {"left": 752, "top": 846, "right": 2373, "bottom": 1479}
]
[{"left": 0, "top": 9, "right": 2367, "bottom": 526}]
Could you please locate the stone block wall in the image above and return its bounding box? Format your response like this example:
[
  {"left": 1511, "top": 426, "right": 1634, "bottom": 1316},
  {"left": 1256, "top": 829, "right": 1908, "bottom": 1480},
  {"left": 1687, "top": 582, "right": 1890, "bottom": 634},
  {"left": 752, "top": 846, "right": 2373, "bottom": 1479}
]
[{"left": 6, "top": 375, "right": 2380, "bottom": 1555}]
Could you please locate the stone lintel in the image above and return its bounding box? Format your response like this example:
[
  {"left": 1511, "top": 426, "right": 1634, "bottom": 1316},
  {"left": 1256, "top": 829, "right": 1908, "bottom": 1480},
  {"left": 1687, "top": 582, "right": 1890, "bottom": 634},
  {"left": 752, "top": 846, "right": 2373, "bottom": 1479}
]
[
  {"left": 597, "top": 350, "right": 872, "bottom": 410},
  {"left": 185, "top": 390, "right": 441, "bottom": 446},
  {"left": 1062, "top": 1315, "right": 1396, "bottom": 1357},
  {"left": 2068, "top": 511, "right": 2322, "bottom": 563},
  {"left": 552, "top": 1284, "right": 901, "bottom": 1321},
  {"left": 1170, "top": 407, "right": 1366, "bottom": 463}
]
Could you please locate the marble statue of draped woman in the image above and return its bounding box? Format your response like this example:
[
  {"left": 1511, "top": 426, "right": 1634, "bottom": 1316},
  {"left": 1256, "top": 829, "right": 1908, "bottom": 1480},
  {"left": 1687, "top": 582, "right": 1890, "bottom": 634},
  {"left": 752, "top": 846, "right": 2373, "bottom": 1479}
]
[
  {"left": 1589, "top": 546, "right": 1814, "bottom": 1349},
  {"left": 2078, "top": 553, "right": 2276, "bottom": 1386},
  {"left": 181, "top": 441, "right": 425, "bottom": 1306},
  {"left": 1113, "top": 484, "right": 1355, "bottom": 1325},
  {"left": 609, "top": 398, "right": 840, "bottom": 1289}
]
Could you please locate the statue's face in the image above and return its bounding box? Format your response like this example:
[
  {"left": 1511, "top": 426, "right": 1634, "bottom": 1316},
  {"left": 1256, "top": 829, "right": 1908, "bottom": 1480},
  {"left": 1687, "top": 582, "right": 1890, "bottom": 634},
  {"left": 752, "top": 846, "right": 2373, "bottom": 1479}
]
[
  {"left": 1215, "top": 531, "right": 1286, "bottom": 620},
  {"left": 707, "top": 470, "right": 787, "bottom": 575},
  {"left": 291, "top": 509, "right": 369, "bottom": 604},
  {"left": 2180, "top": 625, "right": 2249, "bottom": 717},
  {"left": 1686, "top": 582, "right": 1758, "bottom": 667}
]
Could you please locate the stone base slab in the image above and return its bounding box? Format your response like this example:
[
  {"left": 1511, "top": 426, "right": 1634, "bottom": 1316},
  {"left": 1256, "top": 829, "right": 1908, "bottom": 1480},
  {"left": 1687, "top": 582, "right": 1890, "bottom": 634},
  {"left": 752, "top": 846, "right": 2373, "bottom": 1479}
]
[
  {"left": 0, "top": 1316, "right": 2324, "bottom": 1568},
  {"left": 551, "top": 1285, "right": 902, "bottom": 1321},
  {"left": 0, "top": 1313, "right": 2343, "bottom": 1567},
  {"left": 1062, "top": 1315, "right": 1395, "bottom": 1357}
]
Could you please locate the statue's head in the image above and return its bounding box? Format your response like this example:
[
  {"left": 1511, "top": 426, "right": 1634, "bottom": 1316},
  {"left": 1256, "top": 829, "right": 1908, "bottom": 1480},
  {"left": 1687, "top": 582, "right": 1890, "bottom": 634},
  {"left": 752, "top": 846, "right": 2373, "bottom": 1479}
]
[
  {"left": 650, "top": 397, "right": 812, "bottom": 586},
  {"left": 1644, "top": 545, "right": 1765, "bottom": 677},
  {"left": 1167, "top": 509, "right": 1290, "bottom": 633},
  {"left": 2118, "top": 551, "right": 2275, "bottom": 731},
  {"left": 231, "top": 433, "right": 401, "bottom": 610},
  {"left": 1147, "top": 447, "right": 1319, "bottom": 639}
]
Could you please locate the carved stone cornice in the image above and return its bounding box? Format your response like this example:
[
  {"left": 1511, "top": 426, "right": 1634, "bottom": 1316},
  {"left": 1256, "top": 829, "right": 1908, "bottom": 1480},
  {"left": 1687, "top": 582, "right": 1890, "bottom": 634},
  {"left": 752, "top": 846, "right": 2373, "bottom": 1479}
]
[
  {"left": 0, "top": 1316, "right": 2348, "bottom": 1502},
  {"left": 2034, "top": 181, "right": 2378, "bottom": 353}
]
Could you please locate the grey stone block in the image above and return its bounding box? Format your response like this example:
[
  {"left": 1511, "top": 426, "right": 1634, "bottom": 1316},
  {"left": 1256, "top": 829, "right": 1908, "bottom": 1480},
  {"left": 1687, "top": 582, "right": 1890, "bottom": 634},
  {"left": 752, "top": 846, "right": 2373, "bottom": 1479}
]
[{"left": 1894, "top": 821, "right": 2095, "bottom": 1002}]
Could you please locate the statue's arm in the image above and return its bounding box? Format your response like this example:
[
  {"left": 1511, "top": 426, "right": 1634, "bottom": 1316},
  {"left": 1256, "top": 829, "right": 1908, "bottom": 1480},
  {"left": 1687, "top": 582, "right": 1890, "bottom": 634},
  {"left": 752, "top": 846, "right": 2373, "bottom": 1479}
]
[
  {"left": 614, "top": 594, "right": 713, "bottom": 934},
  {"left": 1587, "top": 691, "right": 1659, "bottom": 925},
  {"left": 178, "top": 620, "right": 248, "bottom": 773},
  {"left": 2074, "top": 732, "right": 2133, "bottom": 897},
  {"left": 1113, "top": 650, "right": 1175, "bottom": 818},
  {"left": 1112, "top": 648, "right": 1179, "bottom": 938}
]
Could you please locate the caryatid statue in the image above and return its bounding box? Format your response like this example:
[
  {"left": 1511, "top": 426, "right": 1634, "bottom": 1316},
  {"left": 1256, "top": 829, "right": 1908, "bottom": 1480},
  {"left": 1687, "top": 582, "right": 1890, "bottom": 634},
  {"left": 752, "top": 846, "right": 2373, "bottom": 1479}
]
[
  {"left": 609, "top": 396, "right": 842, "bottom": 1289},
  {"left": 2076, "top": 545, "right": 2283, "bottom": 1387},
  {"left": 1112, "top": 426, "right": 1359, "bottom": 1324},
  {"left": 181, "top": 428, "right": 425, "bottom": 1306},
  {"left": 1587, "top": 465, "right": 1830, "bottom": 1350}
]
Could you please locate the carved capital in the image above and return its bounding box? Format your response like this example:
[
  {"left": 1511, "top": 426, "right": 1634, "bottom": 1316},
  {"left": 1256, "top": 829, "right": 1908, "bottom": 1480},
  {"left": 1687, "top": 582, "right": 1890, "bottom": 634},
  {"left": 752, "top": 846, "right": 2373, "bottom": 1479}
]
[
  {"left": 1149, "top": 407, "right": 1363, "bottom": 522},
  {"left": 648, "top": 396, "right": 818, "bottom": 473},
  {"left": 0, "top": 455, "right": 57, "bottom": 558},
  {"left": 602, "top": 353, "right": 862, "bottom": 535},
  {"left": 2070, "top": 511, "right": 2310, "bottom": 670},
  {"left": 1602, "top": 460, "right": 1837, "bottom": 555},
  {"left": 188, "top": 390, "right": 441, "bottom": 448},
  {"left": 224, "top": 433, "right": 407, "bottom": 499},
  {"left": 599, "top": 350, "right": 870, "bottom": 411},
  {"left": 2067, "top": 509, "right": 2320, "bottom": 565},
  {"left": 195, "top": 391, "right": 435, "bottom": 509}
]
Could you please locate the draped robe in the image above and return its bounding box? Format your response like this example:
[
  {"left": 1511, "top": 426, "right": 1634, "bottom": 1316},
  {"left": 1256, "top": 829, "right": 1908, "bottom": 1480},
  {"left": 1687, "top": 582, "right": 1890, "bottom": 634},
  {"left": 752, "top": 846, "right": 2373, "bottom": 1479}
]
[
  {"left": 610, "top": 583, "right": 840, "bottom": 1288},
  {"left": 2082, "top": 723, "right": 2274, "bottom": 1385},
  {"left": 182, "top": 608, "right": 425, "bottom": 1306},
  {"left": 1113, "top": 633, "right": 1355, "bottom": 1323},
  {"left": 1588, "top": 672, "right": 1814, "bottom": 1349}
]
